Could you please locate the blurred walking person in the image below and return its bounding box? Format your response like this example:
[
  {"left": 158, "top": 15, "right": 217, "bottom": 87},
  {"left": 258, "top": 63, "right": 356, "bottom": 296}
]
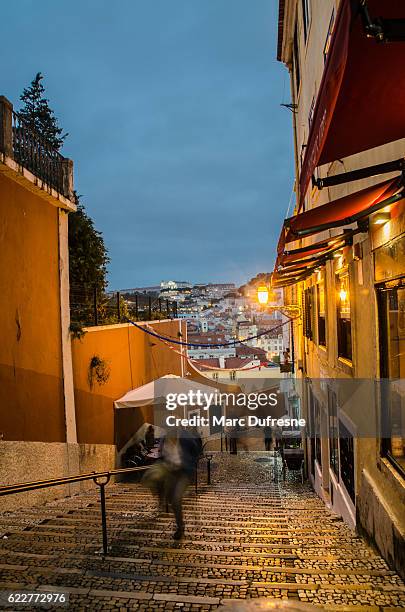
[{"left": 143, "top": 428, "right": 202, "bottom": 540}]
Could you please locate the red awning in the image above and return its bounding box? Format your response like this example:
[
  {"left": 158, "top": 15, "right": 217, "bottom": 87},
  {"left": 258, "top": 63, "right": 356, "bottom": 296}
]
[
  {"left": 299, "top": 0, "right": 405, "bottom": 210},
  {"left": 272, "top": 269, "right": 314, "bottom": 288},
  {"left": 277, "top": 233, "right": 352, "bottom": 267},
  {"left": 283, "top": 176, "right": 403, "bottom": 244}
]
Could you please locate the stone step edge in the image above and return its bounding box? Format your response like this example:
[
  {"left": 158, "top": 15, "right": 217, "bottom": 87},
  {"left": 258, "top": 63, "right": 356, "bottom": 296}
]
[
  {"left": 0, "top": 521, "right": 349, "bottom": 534},
  {"left": 3, "top": 532, "right": 365, "bottom": 548},
  {"left": 0, "top": 544, "right": 380, "bottom": 561},
  {"left": 0, "top": 558, "right": 395, "bottom": 577},
  {"left": 0, "top": 578, "right": 402, "bottom": 595},
  {"left": 31, "top": 519, "right": 344, "bottom": 534},
  {"left": 2, "top": 582, "right": 404, "bottom": 609}
]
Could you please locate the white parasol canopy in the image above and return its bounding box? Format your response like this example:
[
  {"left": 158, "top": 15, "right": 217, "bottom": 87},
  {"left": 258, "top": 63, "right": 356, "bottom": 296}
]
[{"left": 114, "top": 374, "right": 220, "bottom": 409}]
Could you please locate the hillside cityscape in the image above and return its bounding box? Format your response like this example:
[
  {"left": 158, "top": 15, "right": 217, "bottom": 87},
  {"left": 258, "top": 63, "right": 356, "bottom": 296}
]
[{"left": 123, "top": 279, "right": 288, "bottom": 377}]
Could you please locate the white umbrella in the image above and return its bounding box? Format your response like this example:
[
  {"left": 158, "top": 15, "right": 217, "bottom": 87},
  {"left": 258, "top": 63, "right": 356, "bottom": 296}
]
[{"left": 114, "top": 374, "right": 220, "bottom": 409}]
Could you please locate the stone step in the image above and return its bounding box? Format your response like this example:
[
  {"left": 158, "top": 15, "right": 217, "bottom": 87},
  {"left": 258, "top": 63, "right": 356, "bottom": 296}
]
[
  {"left": 0, "top": 540, "right": 382, "bottom": 563},
  {"left": 76, "top": 505, "right": 345, "bottom": 518},
  {"left": 39, "top": 517, "right": 344, "bottom": 534},
  {"left": 1, "top": 565, "right": 404, "bottom": 606},
  {"left": 2, "top": 528, "right": 366, "bottom": 550},
  {"left": 1, "top": 582, "right": 404, "bottom": 611},
  {"left": 1, "top": 508, "right": 340, "bottom": 525},
  {"left": 1, "top": 564, "right": 404, "bottom": 597},
  {"left": 0, "top": 555, "right": 396, "bottom": 579},
  {"left": 48, "top": 507, "right": 337, "bottom": 521},
  {"left": 0, "top": 517, "right": 346, "bottom": 534}
]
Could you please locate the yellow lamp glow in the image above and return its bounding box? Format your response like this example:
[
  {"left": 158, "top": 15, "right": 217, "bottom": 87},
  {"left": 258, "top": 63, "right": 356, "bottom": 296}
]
[
  {"left": 257, "top": 286, "right": 269, "bottom": 305},
  {"left": 339, "top": 288, "right": 348, "bottom": 302},
  {"left": 372, "top": 212, "right": 391, "bottom": 225}
]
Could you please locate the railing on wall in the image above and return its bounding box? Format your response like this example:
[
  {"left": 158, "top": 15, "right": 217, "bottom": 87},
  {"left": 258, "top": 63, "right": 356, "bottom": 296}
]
[
  {"left": 0, "top": 459, "right": 213, "bottom": 555},
  {"left": 12, "top": 111, "right": 68, "bottom": 197},
  {"left": 70, "top": 284, "right": 178, "bottom": 328},
  {"left": 0, "top": 467, "right": 145, "bottom": 556},
  {"left": 0, "top": 96, "right": 73, "bottom": 199}
]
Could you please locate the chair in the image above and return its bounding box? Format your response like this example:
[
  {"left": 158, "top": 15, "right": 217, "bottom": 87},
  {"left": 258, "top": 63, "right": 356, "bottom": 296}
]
[{"left": 282, "top": 448, "right": 305, "bottom": 483}]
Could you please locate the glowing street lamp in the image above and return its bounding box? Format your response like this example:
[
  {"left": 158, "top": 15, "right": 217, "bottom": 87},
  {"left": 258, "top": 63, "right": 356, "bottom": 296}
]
[
  {"left": 257, "top": 285, "right": 269, "bottom": 305},
  {"left": 339, "top": 288, "right": 348, "bottom": 302},
  {"left": 372, "top": 211, "right": 391, "bottom": 225}
]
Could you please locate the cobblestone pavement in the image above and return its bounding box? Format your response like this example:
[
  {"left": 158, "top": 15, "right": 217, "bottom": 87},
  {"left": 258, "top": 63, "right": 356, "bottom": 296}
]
[{"left": 0, "top": 452, "right": 404, "bottom": 611}]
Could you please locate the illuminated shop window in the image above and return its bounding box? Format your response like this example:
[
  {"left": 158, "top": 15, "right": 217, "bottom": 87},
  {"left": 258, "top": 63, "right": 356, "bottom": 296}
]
[
  {"left": 317, "top": 279, "right": 326, "bottom": 346},
  {"left": 378, "top": 281, "right": 405, "bottom": 476},
  {"left": 328, "top": 389, "right": 339, "bottom": 479},
  {"left": 336, "top": 271, "right": 352, "bottom": 361}
]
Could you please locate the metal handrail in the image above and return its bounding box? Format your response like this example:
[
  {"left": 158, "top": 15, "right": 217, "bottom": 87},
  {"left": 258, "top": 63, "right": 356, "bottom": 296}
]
[
  {"left": 0, "top": 458, "right": 214, "bottom": 555},
  {"left": 194, "top": 444, "right": 214, "bottom": 492},
  {"left": 0, "top": 466, "right": 146, "bottom": 496},
  {"left": 0, "top": 466, "right": 148, "bottom": 555}
]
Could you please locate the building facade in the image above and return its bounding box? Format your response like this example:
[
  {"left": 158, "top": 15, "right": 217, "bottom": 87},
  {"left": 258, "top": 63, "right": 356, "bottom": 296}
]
[{"left": 276, "top": 0, "right": 405, "bottom": 577}]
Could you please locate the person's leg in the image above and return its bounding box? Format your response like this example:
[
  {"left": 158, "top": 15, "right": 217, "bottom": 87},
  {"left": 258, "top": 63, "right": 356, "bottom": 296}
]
[
  {"left": 157, "top": 479, "right": 165, "bottom": 510},
  {"left": 171, "top": 471, "right": 189, "bottom": 539}
]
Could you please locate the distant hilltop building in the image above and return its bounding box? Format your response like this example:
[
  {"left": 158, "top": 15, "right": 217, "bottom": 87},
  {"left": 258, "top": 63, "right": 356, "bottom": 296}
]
[
  {"left": 120, "top": 285, "right": 161, "bottom": 295},
  {"left": 160, "top": 280, "right": 192, "bottom": 291},
  {"left": 192, "top": 283, "right": 237, "bottom": 298}
]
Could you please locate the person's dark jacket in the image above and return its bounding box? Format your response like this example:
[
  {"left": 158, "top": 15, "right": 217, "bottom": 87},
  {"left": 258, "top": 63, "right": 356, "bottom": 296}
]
[{"left": 179, "top": 429, "right": 202, "bottom": 476}]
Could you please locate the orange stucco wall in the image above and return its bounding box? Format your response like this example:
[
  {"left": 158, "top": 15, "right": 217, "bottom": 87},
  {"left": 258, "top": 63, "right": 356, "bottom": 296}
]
[
  {"left": 71, "top": 320, "right": 186, "bottom": 446},
  {"left": 0, "top": 171, "right": 65, "bottom": 442}
]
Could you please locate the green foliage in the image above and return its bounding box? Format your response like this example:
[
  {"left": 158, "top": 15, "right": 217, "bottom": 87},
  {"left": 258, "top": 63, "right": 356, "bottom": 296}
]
[
  {"left": 239, "top": 273, "right": 273, "bottom": 296},
  {"left": 19, "top": 73, "right": 110, "bottom": 328},
  {"left": 19, "top": 73, "right": 67, "bottom": 151},
  {"left": 69, "top": 196, "right": 109, "bottom": 291},
  {"left": 88, "top": 355, "right": 110, "bottom": 389},
  {"left": 69, "top": 195, "right": 110, "bottom": 324},
  {"left": 69, "top": 321, "right": 87, "bottom": 340},
  {"left": 98, "top": 293, "right": 129, "bottom": 325}
]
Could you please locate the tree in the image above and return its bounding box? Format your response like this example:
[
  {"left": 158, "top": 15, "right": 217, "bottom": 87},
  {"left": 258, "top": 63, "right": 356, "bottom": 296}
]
[
  {"left": 19, "top": 72, "right": 67, "bottom": 150},
  {"left": 68, "top": 195, "right": 110, "bottom": 324},
  {"left": 18, "top": 74, "right": 110, "bottom": 327},
  {"left": 239, "top": 273, "right": 273, "bottom": 297}
]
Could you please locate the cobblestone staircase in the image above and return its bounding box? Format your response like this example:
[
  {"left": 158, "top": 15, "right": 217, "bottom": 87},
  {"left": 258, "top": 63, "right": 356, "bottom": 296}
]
[{"left": 0, "top": 454, "right": 404, "bottom": 611}]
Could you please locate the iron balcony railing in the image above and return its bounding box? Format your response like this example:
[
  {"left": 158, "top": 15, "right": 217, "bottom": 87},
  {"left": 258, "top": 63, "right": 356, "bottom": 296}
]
[
  {"left": 12, "top": 111, "right": 67, "bottom": 197},
  {"left": 69, "top": 284, "right": 179, "bottom": 327}
]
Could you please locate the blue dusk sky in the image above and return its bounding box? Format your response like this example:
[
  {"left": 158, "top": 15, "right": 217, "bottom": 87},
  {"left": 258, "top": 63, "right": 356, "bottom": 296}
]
[{"left": 1, "top": 0, "right": 294, "bottom": 288}]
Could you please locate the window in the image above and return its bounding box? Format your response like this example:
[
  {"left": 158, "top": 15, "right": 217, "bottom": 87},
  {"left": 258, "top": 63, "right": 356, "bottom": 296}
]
[
  {"left": 293, "top": 20, "right": 301, "bottom": 94},
  {"left": 328, "top": 389, "right": 339, "bottom": 478},
  {"left": 323, "top": 9, "right": 335, "bottom": 64},
  {"left": 303, "top": 286, "right": 315, "bottom": 340},
  {"left": 302, "top": 0, "right": 311, "bottom": 42},
  {"left": 336, "top": 271, "right": 352, "bottom": 361},
  {"left": 317, "top": 279, "right": 326, "bottom": 346},
  {"left": 378, "top": 281, "right": 405, "bottom": 477},
  {"left": 300, "top": 143, "right": 307, "bottom": 169},
  {"left": 308, "top": 96, "right": 315, "bottom": 128},
  {"left": 309, "top": 389, "right": 321, "bottom": 477},
  {"left": 339, "top": 421, "right": 355, "bottom": 502}
]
